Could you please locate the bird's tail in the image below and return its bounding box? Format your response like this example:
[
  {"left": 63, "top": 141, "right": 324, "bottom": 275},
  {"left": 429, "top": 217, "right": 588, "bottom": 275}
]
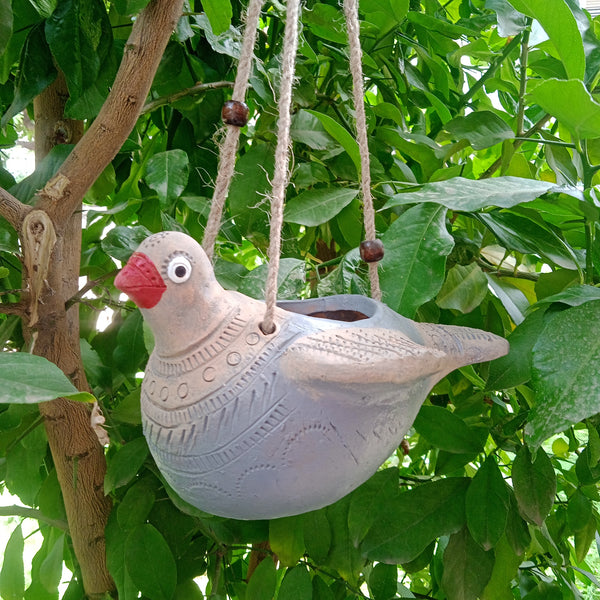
[{"left": 415, "top": 323, "right": 509, "bottom": 376}]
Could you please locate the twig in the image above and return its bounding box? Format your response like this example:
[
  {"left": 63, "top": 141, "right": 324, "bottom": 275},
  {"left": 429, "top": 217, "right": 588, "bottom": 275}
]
[
  {"left": 0, "top": 505, "right": 69, "bottom": 531},
  {"left": 459, "top": 35, "right": 521, "bottom": 108},
  {"left": 65, "top": 270, "right": 117, "bottom": 309},
  {"left": 516, "top": 20, "right": 532, "bottom": 136},
  {"left": 0, "top": 187, "right": 31, "bottom": 231},
  {"left": 479, "top": 113, "right": 552, "bottom": 179},
  {"left": 0, "top": 301, "right": 27, "bottom": 316},
  {"left": 142, "top": 80, "right": 234, "bottom": 114}
]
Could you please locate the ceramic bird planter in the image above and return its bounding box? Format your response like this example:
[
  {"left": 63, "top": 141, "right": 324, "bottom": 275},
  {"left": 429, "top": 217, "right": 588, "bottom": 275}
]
[{"left": 115, "top": 231, "right": 508, "bottom": 519}]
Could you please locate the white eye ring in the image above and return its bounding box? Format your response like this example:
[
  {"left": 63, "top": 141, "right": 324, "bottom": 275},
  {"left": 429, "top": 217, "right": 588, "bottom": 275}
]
[{"left": 167, "top": 256, "right": 192, "bottom": 283}]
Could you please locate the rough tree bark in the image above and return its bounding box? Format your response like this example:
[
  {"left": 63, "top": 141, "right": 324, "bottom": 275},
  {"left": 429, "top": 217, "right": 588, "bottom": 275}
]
[{"left": 0, "top": 0, "right": 185, "bottom": 596}]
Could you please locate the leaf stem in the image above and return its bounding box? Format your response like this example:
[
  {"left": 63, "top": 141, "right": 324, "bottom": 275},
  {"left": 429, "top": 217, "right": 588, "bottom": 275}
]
[
  {"left": 516, "top": 20, "right": 532, "bottom": 137},
  {"left": 480, "top": 113, "right": 552, "bottom": 179},
  {"left": 459, "top": 34, "right": 521, "bottom": 108},
  {"left": 0, "top": 505, "right": 69, "bottom": 531},
  {"left": 142, "top": 81, "right": 234, "bottom": 115}
]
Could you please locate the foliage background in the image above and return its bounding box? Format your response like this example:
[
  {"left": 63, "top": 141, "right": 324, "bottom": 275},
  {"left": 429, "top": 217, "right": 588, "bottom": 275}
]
[{"left": 2, "top": 0, "right": 600, "bottom": 598}]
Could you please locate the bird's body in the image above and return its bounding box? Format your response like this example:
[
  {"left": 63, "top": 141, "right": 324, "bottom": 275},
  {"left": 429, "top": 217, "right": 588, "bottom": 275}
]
[{"left": 115, "top": 231, "right": 508, "bottom": 519}]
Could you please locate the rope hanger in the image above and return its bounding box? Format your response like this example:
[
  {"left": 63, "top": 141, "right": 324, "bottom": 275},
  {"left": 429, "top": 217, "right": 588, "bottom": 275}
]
[{"left": 202, "top": 0, "right": 383, "bottom": 334}]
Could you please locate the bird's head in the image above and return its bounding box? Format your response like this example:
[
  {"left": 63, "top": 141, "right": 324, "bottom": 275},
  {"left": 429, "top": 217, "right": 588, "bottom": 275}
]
[{"left": 115, "top": 231, "right": 220, "bottom": 311}]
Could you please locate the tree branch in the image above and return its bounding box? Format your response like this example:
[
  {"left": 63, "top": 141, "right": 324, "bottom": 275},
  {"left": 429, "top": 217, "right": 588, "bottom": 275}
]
[
  {"left": 0, "top": 505, "right": 69, "bottom": 531},
  {"left": 479, "top": 113, "right": 552, "bottom": 179},
  {"left": 142, "top": 80, "right": 234, "bottom": 114},
  {"left": 0, "top": 186, "right": 31, "bottom": 231},
  {"left": 35, "top": 0, "right": 186, "bottom": 229}
]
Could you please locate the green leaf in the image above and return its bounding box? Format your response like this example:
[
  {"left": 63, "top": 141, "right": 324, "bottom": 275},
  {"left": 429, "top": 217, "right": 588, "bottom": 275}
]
[
  {"left": 246, "top": 557, "right": 277, "bottom": 600},
  {"left": 478, "top": 210, "right": 577, "bottom": 270},
  {"left": 303, "top": 3, "right": 347, "bottom": 43},
  {"left": 507, "top": 0, "right": 585, "bottom": 80},
  {"left": 303, "top": 510, "right": 331, "bottom": 563},
  {"left": 466, "top": 455, "right": 510, "bottom": 550},
  {"left": 284, "top": 187, "right": 358, "bottom": 226},
  {"left": 270, "top": 516, "right": 305, "bottom": 567},
  {"left": 101, "top": 224, "right": 151, "bottom": 262},
  {"left": 436, "top": 262, "right": 488, "bottom": 313},
  {"left": 114, "top": 0, "right": 151, "bottom": 15},
  {"left": 145, "top": 149, "right": 190, "bottom": 207},
  {"left": 527, "top": 301, "right": 600, "bottom": 447},
  {"left": 106, "top": 512, "right": 141, "bottom": 600},
  {"left": 348, "top": 468, "right": 399, "bottom": 546},
  {"left": 530, "top": 79, "right": 600, "bottom": 140},
  {"left": 384, "top": 177, "right": 557, "bottom": 212},
  {"left": 278, "top": 566, "right": 312, "bottom": 600},
  {"left": 441, "top": 527, "right": 495, "bottom": 600},
  {"left": 228, "top": 142, "right": 274, "bottom": 245},
  {"left": 0, "top": 352, "right": 95, "bottom": 403},
  {"left": 117, "top": 479, "right": 156, "bottom": 531},
  {"left": 380, "top": 203, "right": 454, "bottom": 318},
  {"left": 445, "top": 111, "right": 514, "bottom": 150},
  {"left": 414, "top": 405, "right": 485, "bottom": 455},
  {"left": 45, "top": 0, "right": 115, "bottom": 119},
  {"left": 486, "top": 308, "right": 547, "bottom": 390},
  {"left": 238, "top": 258, "right": 306, "bottom": 300},
  {"left": 0, "top": 0, "right": 13, "bottom": 57},
  {"left": 104, "top": 437, "right": 149, "bottom": 494},
  {"left": 305, "top": 110, "right": 361, "bottom": 173},
  {"left": 511, "top": 446, "right": 556, "bottom": 526},
  {"left": 39, "top": 533, "right": 65, "bottom": 593},
  {"left": 361, "top": 477, "right": 469, "bottom": 563},
  {"left": 487, "top": 0, "right": 528, "bottom": 37},
  {"left": 1, "top": 23, "right": 57, "bottom": 126},
  {"left": 113, "top": 311, "right": 147, "bottom": 377},
  {"left": 0, "top": 525, "right": 24, "bottom": 600},
  {"left": 368, "top": 563, "right": 398, "bottom": 600},
  {"left": 481, "top": 535, "right": 523, "bottom": 600},
  {"left": 125, "top": 524, "right": 177, "bottom": 600},
  {"left": 291, "top": 109, "right": 336, "bottom": 150},
  {"left": 202, "top": 0, "right": 233, "bottom": 36}
]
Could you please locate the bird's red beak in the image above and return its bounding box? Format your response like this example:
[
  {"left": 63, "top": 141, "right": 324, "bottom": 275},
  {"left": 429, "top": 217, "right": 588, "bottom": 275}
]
[{"left": 115, "top": 252, "right": 167, "bottom": 309}]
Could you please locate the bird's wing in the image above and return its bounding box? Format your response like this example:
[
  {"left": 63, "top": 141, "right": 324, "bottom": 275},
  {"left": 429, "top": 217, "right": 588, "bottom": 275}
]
[{"left": 280, "top": 326, "right": 447, "bottom": 386}]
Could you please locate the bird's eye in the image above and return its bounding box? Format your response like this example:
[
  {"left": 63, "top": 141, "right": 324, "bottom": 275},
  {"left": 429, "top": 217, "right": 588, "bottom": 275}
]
[{"left": 167, "top": 256, "right": 192, "bottom": 283}]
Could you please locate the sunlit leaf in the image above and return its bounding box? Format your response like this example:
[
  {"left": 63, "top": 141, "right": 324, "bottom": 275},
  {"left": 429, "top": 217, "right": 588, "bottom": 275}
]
[
  {"left": 384, "top": 177, "right": 557, "bottom": 212},
  {"left": 530, "top": 79, "right": 600, "bottom": 140},
  {"left": 508, "top": 0, "right": 585, "bottom": 79},
  {"left": 0, "top": 353, "right": 95, "bottom": 403},
  {"left": 284, "top": 187, "right": 358, "bottom": 226},
  {"left": 0, "top": 525, "right": 24, "bottom": 600}
]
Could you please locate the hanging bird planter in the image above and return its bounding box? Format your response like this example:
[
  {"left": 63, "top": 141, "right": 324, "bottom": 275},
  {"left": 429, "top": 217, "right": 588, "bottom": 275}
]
[{"left": 115, "top": 0, "right": 509, "bottom": 520}]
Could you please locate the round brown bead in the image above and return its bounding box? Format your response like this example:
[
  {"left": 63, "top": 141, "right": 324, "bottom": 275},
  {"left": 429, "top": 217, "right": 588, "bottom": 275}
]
[
  {"left": 360, "top": 239, "right": 384, "bottom": 263},
  {"left": 222, "top": 100, "right": 250, "bottom": 127}
]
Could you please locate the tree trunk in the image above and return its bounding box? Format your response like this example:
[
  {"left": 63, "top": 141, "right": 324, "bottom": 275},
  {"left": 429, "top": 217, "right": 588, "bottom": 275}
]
[{"left": 31, "top": 74, "right": 114, "bottom": 598}]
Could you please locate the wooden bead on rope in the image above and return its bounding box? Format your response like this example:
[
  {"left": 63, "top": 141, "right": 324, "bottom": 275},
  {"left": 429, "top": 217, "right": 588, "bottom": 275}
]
[
  {"left": 222, "top": 100, "right": 250, "bottom": 127},
  {"left": 360, "top": 239, "right": 384, "bottom": 263}
]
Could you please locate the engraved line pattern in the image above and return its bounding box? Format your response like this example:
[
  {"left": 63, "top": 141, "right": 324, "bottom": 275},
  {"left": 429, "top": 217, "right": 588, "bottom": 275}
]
[
  {"left": 144, "top": 328, "right": 300, "bottom": 425},
  {"left": 147, "top": 402, "right": 294, "bottom": 476},
  {"left": 156, "top": 314, "right": 248, "bottom": 376}
]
